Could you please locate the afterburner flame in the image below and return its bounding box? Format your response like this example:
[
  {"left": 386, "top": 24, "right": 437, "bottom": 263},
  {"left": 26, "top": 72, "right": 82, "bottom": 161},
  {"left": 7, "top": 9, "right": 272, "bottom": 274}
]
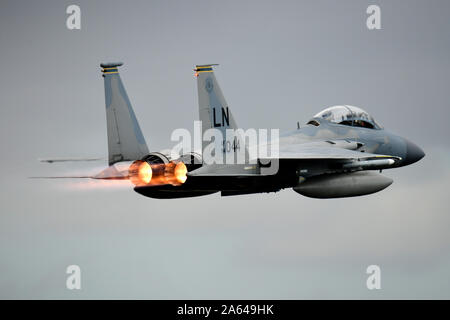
[
  {"left": 174, "top": 162, "right": 187, "bottom": 184},
  {"left": 138, "top": 161, "right": 152, "bottom": 184},
  {"left": 129, "top": 160, "right": 152, "bottom": 186},
  {"left": 162, "top": 161, "right": 188, "bottom": 186},
  {"left": 128, "top": 160, "right": 187, "bottom": 186},
  {"left": 148, "top": 163, "right": 169, "bottom": 185}
]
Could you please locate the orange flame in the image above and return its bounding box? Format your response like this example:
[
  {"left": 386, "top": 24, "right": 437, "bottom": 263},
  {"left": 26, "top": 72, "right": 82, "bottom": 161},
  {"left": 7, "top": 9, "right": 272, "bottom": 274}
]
[
  {"left": 174, "top": 162, "right": 187, "bottom": 184},
  {"left": 129, "top": 160, "right": 152, "bottom": 186},
  {"left": 138, "top": 161, "right": 152, "bottom": 184},
  {"left": 163, "top": 161, "right": 188, "bottom": 186},
  {"left": 128, "top": 161, "right": 187, "bottom": 186}
]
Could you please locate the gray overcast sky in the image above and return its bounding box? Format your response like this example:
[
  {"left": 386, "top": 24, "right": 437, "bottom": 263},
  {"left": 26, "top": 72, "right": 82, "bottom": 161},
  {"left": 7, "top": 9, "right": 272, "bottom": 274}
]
[{"left": 0, "top": 0, "right": 449, "bottom": 299}]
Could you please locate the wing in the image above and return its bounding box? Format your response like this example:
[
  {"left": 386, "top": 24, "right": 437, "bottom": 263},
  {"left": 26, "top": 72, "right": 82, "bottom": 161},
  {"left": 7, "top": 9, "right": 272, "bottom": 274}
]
[
  {"left": 260, "top": 141, "right": 400, "bottom": 174},
  {"left": 188, "top": 141, "right": 401, "bottom": 177},
  {"left": 261, "top": 141, "right": 399, "bottom": 160}
]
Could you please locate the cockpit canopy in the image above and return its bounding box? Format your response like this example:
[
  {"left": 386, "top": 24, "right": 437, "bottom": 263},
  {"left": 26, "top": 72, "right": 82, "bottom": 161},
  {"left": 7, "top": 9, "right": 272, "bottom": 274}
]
[{"left": 309, "top": 105, "right": 382, "bottom": 129}]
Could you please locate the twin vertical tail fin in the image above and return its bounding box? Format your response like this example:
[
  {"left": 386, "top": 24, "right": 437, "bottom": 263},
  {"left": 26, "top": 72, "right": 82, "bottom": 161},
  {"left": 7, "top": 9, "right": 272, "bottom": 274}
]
[
  {"left": 101, "top": 63, "right": 247, "bottom": 168},
  {"left": 101, "top": 62, "right": 149, "bottom": 165}
]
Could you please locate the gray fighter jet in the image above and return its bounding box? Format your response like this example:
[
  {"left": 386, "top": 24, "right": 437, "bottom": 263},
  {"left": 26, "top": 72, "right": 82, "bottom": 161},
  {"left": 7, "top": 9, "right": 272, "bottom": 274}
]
[{"left": 42, "top": 62, "right": 425, "bottom": 199}]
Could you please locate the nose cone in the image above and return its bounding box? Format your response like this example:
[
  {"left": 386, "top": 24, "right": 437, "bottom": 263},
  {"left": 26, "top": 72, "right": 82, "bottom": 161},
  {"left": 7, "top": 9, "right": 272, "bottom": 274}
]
[{"left": 403, "top": 140, "right": 425, "bottom": 166}]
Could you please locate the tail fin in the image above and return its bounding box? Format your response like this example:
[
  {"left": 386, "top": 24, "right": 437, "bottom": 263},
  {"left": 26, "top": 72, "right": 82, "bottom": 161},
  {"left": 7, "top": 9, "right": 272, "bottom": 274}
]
[
  {"left": 195, "top": 64, "right": 249, "bottom": 163},
  {"left": 101, "top": 62, "right": 149, "bottom": 165}
]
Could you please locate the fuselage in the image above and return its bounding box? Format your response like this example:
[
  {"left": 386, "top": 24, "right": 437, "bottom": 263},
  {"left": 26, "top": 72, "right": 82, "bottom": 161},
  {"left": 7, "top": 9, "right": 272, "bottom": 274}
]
[{"left": 134, "top": 117, "right": 424, "bottom": 199}]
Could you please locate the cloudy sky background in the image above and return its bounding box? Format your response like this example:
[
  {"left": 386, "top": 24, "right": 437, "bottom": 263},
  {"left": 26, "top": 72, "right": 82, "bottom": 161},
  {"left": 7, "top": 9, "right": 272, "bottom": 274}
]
[{"left": 0, "top": 0, "right": 449, "bottom": 298}]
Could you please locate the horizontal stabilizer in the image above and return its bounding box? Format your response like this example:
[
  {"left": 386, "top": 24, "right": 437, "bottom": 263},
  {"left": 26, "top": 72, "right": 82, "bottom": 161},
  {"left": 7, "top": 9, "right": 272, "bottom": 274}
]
[
  {"left": 38, "top": 157, "right": 103, "bottom": 163},
  {"left": 31, "top": 162, "right": 134, "bottom": 180},
  {"left": 29, "top": 175, "right": 92, "bottom": 179}
]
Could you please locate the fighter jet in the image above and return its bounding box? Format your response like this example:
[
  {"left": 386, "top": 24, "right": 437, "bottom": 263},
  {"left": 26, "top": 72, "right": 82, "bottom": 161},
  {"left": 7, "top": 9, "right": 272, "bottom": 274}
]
[{"left": 41, "top": 62, "right": 425, "bottom": 199}]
